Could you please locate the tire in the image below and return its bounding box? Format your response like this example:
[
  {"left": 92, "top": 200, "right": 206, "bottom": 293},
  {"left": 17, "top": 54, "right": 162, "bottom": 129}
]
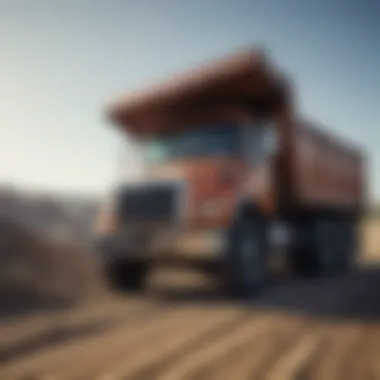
[
  {"left": 292, "top": 218, "right": 339, "bottom": 277},
  {"left": 104, "top": 259, "right": 148, "bottom": 293},
  {"left": 224, "top": 215, "right": 269, "bottom": 297}
]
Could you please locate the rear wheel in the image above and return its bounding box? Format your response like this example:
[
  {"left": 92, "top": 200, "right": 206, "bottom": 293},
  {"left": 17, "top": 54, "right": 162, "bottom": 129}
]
[
  {"left": 224, "top": 215, "right": 269, "bottom": 297},
  {"left": 104, "top": 259, "right": 148, "bottom": 293},
  {"left": 292, "top": 218, "right": 340, "bottom": 276}
]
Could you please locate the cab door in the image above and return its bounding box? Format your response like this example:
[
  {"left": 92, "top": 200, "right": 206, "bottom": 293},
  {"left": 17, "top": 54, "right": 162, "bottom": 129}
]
[{"left": 242, "top": 122, "right": 279, "bottom": 216}]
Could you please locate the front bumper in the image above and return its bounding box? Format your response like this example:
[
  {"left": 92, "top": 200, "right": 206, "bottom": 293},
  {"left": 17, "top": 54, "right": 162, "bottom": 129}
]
[{"left": 92, "top": 228, "right": 226, "bottom": 262}]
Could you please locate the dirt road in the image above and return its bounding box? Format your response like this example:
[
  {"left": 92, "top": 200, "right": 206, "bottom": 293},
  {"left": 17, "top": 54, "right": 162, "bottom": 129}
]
[{"left": 1, "top": 265, "right": 380, "bottom": 380}]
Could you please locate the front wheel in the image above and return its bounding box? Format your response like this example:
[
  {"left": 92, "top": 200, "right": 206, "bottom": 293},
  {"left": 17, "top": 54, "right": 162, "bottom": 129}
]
[
  {"left": 104, "top": 259, "right": 148, "bottom": 293},
  {"left": 223, "top": 215, "right": 269, "bottom": 297}
]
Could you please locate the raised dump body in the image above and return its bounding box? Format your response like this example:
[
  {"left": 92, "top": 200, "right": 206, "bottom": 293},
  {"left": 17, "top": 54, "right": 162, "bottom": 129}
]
[
  {"left": 107, "top": 49, "right": 288, "bottom": 133},
  {"left": 95, "top": 48, "right": 367, "bottom": 296}
]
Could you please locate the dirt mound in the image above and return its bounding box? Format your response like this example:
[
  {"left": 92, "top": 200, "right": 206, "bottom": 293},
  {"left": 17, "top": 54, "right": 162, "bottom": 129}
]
[{"left": 0, "top": 218, "right": 104, "bottom": 313}]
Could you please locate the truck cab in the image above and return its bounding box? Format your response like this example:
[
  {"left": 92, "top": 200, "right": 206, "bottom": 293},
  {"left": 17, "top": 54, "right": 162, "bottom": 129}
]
[{"left": 94, "top": 118, "right": 279, "bottom": 293}]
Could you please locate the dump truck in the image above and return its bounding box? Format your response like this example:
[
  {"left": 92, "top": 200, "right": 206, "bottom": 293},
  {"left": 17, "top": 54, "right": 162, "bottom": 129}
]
[{"left": 93, "top": 48, "right": 366, "bottom": 296}]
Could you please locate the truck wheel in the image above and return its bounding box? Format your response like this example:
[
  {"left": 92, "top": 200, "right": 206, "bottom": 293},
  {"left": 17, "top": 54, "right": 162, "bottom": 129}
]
[
  {"left": 224, "top": 215, "right": 268, "bottom": 297},
  {"left": 292, "top": 218, "right": 338, "bottom": 276},
  {"left": 105, "top": 259, "right": 148, "bottom": 293}
]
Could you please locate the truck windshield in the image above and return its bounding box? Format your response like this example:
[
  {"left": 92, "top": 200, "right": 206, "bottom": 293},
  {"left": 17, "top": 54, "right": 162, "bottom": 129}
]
[{"left": 141, "top": 124, "right": 241, "bottom": 164}]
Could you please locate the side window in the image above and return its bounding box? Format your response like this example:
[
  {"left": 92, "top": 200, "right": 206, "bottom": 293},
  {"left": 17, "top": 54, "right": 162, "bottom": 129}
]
[{"left": 243, "top": 123, "right": 278, "bottom": 165}]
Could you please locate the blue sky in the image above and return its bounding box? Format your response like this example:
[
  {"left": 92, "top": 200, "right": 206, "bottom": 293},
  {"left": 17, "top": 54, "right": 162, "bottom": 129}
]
[{"left": 1, "top": 0, "right": 379, "bottom": 199}]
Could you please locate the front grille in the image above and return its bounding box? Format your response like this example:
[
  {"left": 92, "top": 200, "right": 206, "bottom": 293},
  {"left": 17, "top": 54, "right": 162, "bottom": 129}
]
[{"left": 117, "top": 182, "right": 181, "bottom": 223}]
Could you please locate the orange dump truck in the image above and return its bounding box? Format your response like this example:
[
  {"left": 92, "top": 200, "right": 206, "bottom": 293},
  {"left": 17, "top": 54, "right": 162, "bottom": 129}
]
[{"left": 94, "top": 48, "right": 366, "bottom": 296}]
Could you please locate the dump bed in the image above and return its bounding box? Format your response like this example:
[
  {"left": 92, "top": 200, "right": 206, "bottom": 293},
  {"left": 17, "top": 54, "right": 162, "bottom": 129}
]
[
  {"left": 289, "top": 119, "right": 366, "bottom": 213},
  {"left": 106, "top": 48, "right": 288, "bottom": 134}
]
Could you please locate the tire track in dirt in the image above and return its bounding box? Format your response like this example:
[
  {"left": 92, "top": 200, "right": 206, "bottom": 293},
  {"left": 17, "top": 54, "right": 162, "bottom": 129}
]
[
  {"left": 0, "top": 302, "right": 170, "bottom": 379},
  {"left": 87, "top": 308, "right": 247, "bottom": 380},
  {"left": 299, "top": 324, "right": 364, "bottom": 380},
  {"left": 120, "top": 311, "right": 251, "bottom": 380},
  {"left": 64, "top": 307, "right": 241, "bottom": 380},
  {"left": 142, "top": 313, "right": 285, "bottom": 380},
  {"left": 190, "top": 314, "right": 310, "bottom": 380},
  {"left": 0, "top": 296, "right": 147, "bottom": 349},
  {"left": 226, "top": 319, "right": 320, "bottom": 380},
  {"left": 0, "top": 298, "right": 156, "bottom": 364},
  {"left": 108, "top": 311, "right": 272, "bottom": 380},
  {"left": 0, "top": 315, "right": 121, "bottom": 364},
  {"left": 262, "top": 325, "right": 329, "bottom": 380}
]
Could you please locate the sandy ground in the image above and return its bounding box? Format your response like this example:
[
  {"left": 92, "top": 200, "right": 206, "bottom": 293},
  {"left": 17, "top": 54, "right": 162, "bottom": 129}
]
[
  {"left": 1, "top": 264, "right": 380, "bottom": 380},
  {"left": 0, "top": 217, "right": 380, "bottom": 380}
]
